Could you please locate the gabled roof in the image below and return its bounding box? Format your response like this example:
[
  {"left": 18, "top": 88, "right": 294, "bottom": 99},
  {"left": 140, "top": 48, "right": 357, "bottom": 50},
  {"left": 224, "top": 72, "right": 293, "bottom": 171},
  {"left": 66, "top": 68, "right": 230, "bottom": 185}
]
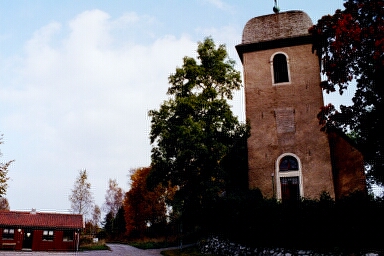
[{"left": 0, "top": 211, "right": 83, "bottom": 229}]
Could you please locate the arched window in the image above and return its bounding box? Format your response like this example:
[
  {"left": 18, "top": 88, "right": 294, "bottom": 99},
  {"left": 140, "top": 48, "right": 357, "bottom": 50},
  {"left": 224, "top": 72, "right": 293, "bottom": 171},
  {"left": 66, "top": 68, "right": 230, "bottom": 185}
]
[
  {"left": 279, "top": 155, "right": 299, "bottom": 171},
  {"left": 275, "top": 154, "right": 303, "bottom": 202},
  {"left": 271, "top": 53, "right": 290, "bottom": 84}
]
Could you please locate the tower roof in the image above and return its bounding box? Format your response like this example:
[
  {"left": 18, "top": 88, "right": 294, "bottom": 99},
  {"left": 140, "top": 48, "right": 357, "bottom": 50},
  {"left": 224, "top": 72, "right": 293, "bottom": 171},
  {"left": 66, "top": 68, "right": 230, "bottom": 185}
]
[{"left": 242, "top": 10, "right": 313, "bottom": 44}]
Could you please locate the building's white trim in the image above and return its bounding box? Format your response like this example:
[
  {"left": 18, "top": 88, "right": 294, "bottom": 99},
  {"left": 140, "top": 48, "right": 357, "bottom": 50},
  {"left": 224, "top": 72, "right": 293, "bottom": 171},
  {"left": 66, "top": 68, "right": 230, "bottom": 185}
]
[
  {"left": 270, "top": 51, "right": 292, "bottom": 86},
  {"left": 275, "top": 153, "right": 304, "bottom": 200}
]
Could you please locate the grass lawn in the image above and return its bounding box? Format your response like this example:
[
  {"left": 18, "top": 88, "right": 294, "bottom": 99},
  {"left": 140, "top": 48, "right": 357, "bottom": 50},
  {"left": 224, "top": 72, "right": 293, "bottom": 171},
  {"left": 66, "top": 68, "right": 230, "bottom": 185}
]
[
  {"left": 125, "top": 235, "right": 185, "bottom": 250},
  {"left": 80, "top": 240, "right": 110, "bottom": 251},
  {"left": 128, "top": 240, "right": 178, "bottom": 250}
]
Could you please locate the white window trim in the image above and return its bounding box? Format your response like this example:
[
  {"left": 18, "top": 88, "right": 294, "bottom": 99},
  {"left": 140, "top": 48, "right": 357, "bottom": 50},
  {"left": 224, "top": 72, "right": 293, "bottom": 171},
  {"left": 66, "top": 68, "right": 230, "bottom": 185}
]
[
  {"left": 2, "top": 228, "right": 15, "bottom": 240},
  {"left": 42, "top": 230, "right": 54, "bottom": 241},
  {"left": 270, "top": 52, "right": 292, "bottom": 86},
  {"left": 275, "top": 153, "right": 304, "bottom": 200}
]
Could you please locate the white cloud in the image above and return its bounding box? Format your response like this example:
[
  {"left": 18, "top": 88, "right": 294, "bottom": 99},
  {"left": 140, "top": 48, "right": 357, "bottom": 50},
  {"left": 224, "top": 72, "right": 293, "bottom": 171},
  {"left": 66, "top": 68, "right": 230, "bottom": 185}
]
[
  {"left": 195, "top": 25, "right": 241, "bottom": 56},
  {"left": 23, "top": 21, "right": 61, "bottom": 79},
  {"left": 204, "top": 0, "right": 230, "bottom": 10},
  {"left": 2, "top": 9, "right": 197, "bottom": 212}
]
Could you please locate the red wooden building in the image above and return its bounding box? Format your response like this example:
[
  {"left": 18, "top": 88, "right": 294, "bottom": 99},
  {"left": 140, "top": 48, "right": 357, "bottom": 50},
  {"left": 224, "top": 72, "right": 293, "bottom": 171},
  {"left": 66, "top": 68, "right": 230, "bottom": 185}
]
[{"left": 0, "top": 210, "right": 83, "bottom": 251}]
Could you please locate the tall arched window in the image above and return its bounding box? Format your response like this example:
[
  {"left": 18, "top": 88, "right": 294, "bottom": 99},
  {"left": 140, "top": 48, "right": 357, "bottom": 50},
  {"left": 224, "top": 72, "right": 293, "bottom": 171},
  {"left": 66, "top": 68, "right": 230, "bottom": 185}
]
[
  {"left": 271, "top": 53, "right": 290, "bottom": 84},
  {"left": 275, "top": 154, "right": 303, "bottom": 202}
]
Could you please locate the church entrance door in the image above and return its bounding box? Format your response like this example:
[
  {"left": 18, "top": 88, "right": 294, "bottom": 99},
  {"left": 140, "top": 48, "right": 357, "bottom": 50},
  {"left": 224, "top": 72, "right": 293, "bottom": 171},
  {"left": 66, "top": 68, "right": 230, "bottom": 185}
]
[{"left": 280, "top": 176, "right": 300, "bottom": 202}]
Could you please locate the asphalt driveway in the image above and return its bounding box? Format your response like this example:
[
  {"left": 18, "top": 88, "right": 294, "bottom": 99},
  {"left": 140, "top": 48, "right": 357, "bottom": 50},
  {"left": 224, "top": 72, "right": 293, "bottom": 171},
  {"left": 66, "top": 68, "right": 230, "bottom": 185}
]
[{"left": 0, "top": 243, "right": 171, "bottom": 255}]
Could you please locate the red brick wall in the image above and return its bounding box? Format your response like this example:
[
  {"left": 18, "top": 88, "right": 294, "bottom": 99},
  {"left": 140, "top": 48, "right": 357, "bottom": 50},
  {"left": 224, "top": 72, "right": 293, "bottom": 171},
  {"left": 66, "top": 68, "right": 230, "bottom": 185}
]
[
  {"left": 328, "top": 131, "right": 367, "bottom": 198},
  {"left": 33, "top": 230, "right": 76, "bottom": 251},
  {"left": 243, "top": 43, "right": 335, "bottom": 199},
  {"left": 0, "top": 228, "right": 77, "bottom": 251}
]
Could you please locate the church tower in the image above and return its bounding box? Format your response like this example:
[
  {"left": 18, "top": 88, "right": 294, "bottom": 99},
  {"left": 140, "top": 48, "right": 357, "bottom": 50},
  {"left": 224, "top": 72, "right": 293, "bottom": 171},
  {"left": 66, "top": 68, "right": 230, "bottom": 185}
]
[{"left": 236, "top": 11, "right": 336, "bottom": 201}]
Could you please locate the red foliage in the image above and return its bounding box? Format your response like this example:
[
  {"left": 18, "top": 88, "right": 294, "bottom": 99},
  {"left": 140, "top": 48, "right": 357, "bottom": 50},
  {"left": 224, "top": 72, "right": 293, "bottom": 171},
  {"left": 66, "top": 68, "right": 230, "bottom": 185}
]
[
  {"left": 310, "top": 0, "right": 384, "bottom": 90},
  {"left": 309, "top": 0, "right": 384, "bottom": 185},
  {"left": 123, "top": 167, "right": 175, "bottom": 237}
]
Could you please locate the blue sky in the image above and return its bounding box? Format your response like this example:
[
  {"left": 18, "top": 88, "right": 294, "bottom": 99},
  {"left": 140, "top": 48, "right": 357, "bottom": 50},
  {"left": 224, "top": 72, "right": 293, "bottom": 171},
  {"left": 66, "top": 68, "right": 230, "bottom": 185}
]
[{"left": 0, "top": 0, "right": 347, "bottom": 215}]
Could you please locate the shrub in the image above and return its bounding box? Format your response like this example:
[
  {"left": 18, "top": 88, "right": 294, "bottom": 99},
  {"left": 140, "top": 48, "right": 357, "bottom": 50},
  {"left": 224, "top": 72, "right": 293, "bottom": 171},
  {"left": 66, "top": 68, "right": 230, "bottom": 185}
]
[{"left": 202, "top": 190, "right": 384, "bottom": 251}]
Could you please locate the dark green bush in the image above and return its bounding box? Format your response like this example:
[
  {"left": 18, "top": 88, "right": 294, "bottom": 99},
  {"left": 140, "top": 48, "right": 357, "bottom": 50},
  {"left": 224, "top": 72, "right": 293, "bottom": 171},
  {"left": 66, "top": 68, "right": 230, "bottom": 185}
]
[{"left": 201, "top": 190, "right": 384, "bottom": 252}]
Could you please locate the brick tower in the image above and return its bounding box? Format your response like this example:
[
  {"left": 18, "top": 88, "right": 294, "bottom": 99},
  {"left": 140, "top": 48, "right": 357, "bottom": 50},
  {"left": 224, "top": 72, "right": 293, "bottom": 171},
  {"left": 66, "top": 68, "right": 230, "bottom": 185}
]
[{"left": 236, "top": 11, "right": 336, "bottom": 201}]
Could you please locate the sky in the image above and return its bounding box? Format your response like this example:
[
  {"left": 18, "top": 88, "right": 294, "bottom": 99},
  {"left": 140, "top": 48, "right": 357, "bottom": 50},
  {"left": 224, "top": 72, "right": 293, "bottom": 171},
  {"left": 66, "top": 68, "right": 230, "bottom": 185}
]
[{"left": 0, "top": 0, "right": 348, "bottom": 215}]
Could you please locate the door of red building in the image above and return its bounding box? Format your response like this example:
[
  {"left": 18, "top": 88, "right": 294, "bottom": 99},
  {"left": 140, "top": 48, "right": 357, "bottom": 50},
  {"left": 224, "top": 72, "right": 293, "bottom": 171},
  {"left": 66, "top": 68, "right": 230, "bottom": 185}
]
[{"left": 22, "top": 229, "right": 33, "bottom": 250}]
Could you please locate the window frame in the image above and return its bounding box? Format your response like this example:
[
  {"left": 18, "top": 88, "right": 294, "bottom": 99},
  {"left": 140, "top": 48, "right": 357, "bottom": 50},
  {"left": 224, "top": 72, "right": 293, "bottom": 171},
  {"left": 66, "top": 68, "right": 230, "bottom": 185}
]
[
  {"left": 2, "top": 228, "right": 15, "bottom": 240},
  {"left": 42, "top": 230, "right": 54, "bottom": 241},
  {"left": 270, "top": 52, "right": 291, "bottom": 85},
  {"left": 62, "top": 230, "right": 74, "bottom": 242},
  {"left": 275, "top": 153, "right": 304, "bottom": 201}
]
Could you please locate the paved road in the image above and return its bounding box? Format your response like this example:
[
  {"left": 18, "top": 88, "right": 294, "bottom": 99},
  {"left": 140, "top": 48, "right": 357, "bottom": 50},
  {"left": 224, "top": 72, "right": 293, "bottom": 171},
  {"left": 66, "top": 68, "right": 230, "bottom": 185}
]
[{"left": 0, "top": 243, "right": 174, "bottom": 256}]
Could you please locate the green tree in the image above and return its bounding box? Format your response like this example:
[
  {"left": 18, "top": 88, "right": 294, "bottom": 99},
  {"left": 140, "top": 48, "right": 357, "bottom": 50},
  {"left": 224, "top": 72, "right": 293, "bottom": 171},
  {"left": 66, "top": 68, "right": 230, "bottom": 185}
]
[
  {"left": 309, "top": 0, "right": 384, "bottom": 185},
  {"left": 148, "top": 37, "right": 249, "bottom": 230},
  {"left": 103, "top": 211, "right": 114, "bottom": 238},
  {"left": 69, "top": 169, "right": 94, "bottom": 217},
  {"left": 112, "top": 206, "right": 126, "bottom": 238},
  {"left": 0, "top": 134, "right": 13, "bottom": 197}
]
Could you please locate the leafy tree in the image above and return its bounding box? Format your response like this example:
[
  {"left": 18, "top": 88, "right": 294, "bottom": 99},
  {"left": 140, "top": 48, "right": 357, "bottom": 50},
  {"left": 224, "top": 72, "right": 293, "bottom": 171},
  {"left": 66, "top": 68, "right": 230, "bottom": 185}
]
[
  {"left": 148, "top": 37, "right": 249, "bottom": 230},
  {"left": 102, "top": 207, "right": 126, "bottom": 239},
  {"left": 0, "top": 198, "right": 10, "bottom": 211},
  {"left": 69, "top": 169, "right": 94, "bottom": 217},
  {"left": 0, "top": 134, "right": 13, "bottom": 197},
  {"left": 83, "top": 220, "right": 95, "bottom": 236},
  {"left": 103, "top": 211, "right": 114, "bottom": 238},
  {"left": 220, "top": 131, "right": 249, "bottom": 192},
  {"left": 112, "top": 206, "right": 126, "bottom": 238},
  {"left": 124, "top": 167, "right": 169, "bottom": 237},
  {"left": 309, "top": 0, "right": 384, "bottom": 185},
  {"left": 103, "top": 178, "right": 124, "bottom": 218},
  {"left": 91, "top": 204, "right": 101, "bottom": 235}
]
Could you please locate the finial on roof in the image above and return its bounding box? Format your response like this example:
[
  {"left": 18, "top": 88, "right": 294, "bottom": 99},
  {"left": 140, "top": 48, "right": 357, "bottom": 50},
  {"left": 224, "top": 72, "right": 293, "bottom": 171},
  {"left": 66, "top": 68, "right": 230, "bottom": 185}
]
[{"left": 273, "top": 0, "right": 280, "bottom": 14}]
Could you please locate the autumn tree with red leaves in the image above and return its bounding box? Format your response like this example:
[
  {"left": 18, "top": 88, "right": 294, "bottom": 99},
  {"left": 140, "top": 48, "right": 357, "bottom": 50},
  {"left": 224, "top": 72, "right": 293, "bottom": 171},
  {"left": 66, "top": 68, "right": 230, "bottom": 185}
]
[
  {"left": 310, "top": 0, "right": 384, "bottom": 185},
  {"left": 124, "top": 167, "right": 173, "bottom": 237}
]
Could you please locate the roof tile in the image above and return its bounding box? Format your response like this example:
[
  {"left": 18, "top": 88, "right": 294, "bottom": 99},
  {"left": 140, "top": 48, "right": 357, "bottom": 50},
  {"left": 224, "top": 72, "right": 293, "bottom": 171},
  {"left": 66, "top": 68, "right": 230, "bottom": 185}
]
[{"left": 0, "top": 211, "right": 83, "bottom": 229}]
